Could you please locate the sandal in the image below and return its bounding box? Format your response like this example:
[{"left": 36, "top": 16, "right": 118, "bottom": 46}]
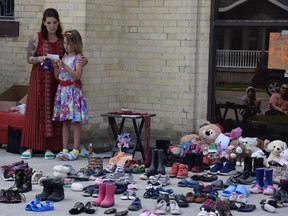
[
  {"left": 21, "top": 149, "right": 32, "bottom": 159},
  {"left": 26, "top": 198, "right": 54, "bottom": 212},
  {"left": 62, "top": 151, "right": 78, "bottom": 161},
  {"left": 69, "top": 202, "right": 85, "bottom": 215},
  {"left": 84, "top": 202, "right": 96, "bottom": 214},
  {"left": 31, "top": 171, "right": 43, "bottom": 185},
  {"left": 44, "top": 150, "right": 55, "bottom": 160}
]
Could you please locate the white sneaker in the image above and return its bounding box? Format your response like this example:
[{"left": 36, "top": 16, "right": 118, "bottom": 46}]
[
  {"left": 170, "top": 200, "right": 181, "bottom": 215},
  {"left": 155, "top": 200, "right": 168, "bottom": 215},
  {"left": 158, "top": 174, "right": 170, "bottom": 186}
]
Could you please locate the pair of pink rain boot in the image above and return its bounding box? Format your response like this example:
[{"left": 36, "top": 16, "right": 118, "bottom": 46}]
[{"left": 92, "top": 183, "right": 115, "bottom": 207}]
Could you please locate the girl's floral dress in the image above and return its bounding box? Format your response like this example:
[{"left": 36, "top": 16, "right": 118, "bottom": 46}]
[{"left": 52, "top": 54, "right": 88, "bottom": 122}]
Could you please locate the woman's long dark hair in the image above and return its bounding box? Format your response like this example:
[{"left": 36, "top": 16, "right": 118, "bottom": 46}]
[{"left": 41, "top": 8, "right": 63, "bottom": 40}]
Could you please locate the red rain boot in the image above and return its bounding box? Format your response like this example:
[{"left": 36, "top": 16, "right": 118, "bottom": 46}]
[
  {"left": 100, "top": 183, "right": 115, "bottom": 207},
  {"left": 92, "top": 183, "right": 106, "bottom": 206}
]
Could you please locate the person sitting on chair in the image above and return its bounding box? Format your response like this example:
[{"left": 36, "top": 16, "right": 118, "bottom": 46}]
[
  {"left": 239, "top": 86, "right": 262, "bottom": 118},
  {"left": 265, "top": 83, "right": 288, "bottom": 116}
]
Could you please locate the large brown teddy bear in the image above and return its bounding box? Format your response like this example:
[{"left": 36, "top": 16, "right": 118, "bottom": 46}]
[{"left": 180, "top": 121, "right": 224, "bottom": 150}]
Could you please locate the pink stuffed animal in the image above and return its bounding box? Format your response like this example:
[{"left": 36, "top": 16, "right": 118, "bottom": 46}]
[{"left": 224, "top": 127, "right": 242, "bottom": 140}]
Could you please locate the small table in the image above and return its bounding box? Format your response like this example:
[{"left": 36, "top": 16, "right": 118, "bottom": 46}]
[
  {"left": 216, "top": 102, "right": 255, "bottom": 127},
  {"left": 100, "top": 112, "right": 156, "bottom": 160}
]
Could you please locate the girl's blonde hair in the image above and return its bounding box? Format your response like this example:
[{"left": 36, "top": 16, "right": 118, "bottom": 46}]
[{"left": 64, "top": 30, "right": 83, "bottom": 54}]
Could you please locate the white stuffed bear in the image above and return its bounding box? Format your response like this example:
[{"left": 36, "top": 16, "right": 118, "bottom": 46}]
[
  {"left": 265, "top": 140, "right": 287, "bottom": 167},
  {"left": 273, "top": 149, "right": 288, "bottom": 166}
]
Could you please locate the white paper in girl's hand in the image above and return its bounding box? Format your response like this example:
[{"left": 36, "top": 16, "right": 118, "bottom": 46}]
[{"left": 47, "top": 54, "right": 59, "bottom": 60}]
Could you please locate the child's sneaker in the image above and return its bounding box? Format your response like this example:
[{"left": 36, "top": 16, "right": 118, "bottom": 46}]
[
  {"left": 176, "top": 164, "right": 188, "bottom": 179},
  {"left": 168, "top": 163, "right": 180, "bottom": 177},
  {"left": 61, "top": 151, "right": 78, "bottom": 161}
]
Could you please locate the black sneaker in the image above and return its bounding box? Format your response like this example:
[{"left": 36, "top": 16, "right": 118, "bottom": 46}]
[
  {"left": 0, "top": 189, "right": 9, "bottom": 203},
  {"left": 8, "top": 187, "right": 26, "bottom": 203}
]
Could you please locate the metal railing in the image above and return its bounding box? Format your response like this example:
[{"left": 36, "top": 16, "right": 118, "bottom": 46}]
[{"left": 216, "top": 50, "right": 267, "bottom": 68}]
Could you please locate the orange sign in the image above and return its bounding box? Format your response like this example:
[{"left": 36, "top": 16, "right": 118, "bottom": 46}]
[{"left": 268, "top": 32, "right": 288, "bottom": 70}]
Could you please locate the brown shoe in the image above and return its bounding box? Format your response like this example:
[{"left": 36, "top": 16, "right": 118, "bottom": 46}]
[
  {"left": 186, "top": 192, "right": 195, "bottom": 203},
  {"left": 195, "top": 193, "right": 208, "bottom": 203},
  {"left": 115, "top": 210, "right": 129, "bottom": 216}
]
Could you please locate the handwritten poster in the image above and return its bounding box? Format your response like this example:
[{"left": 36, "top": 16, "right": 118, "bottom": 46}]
[{"left": 268, "top": 32, "right": 288, "bottom": 70}]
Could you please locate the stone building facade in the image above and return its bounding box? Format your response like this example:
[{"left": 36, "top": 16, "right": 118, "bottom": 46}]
[{"left": 0, "top": 0, "right": 211, "bottom": 146}]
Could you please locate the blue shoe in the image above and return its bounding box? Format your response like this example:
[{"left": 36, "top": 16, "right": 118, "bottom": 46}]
[
  {"left": 128, "top": 197, "right": 142, "bottom": 211},
  {"left": 218, "top": 161, "right": 237, "bottom": 176},
  {"left": 209, "top": 160, "right": 223, "bottom": 174},
  {"left": 55, "top": 151, "right": 68, "bottom": 160},
  {"left": 61, "top": 151, "right": 78, "bottom": 161},
  {"left": 115, "top": 183, "right": 128, "bottom": 194}
]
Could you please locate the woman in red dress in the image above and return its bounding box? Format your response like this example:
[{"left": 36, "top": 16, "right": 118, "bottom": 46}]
[{"left": 21, "top": 8, "right": 87, "bottom": 159}]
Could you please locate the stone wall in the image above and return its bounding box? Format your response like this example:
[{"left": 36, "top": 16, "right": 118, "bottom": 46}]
[{"left": 0, "top": 0, "right": 211, "bottom": 147}]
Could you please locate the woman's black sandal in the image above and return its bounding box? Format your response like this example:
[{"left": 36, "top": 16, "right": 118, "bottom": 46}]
[
  {"left": 84, "top": 202, "right": 96, "bottom": 214},
  {"left": 69, "top": 202, "right": 85, "bottom": 215}
]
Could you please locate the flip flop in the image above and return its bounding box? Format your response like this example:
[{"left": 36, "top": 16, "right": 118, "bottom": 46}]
[
  {"left": 222, "top": 185, "right": 236, "bottom": 197},
  {"left": 235, "top": 185, "right": 249, "bottom": 197}
]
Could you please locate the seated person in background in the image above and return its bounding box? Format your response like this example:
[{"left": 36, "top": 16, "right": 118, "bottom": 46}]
[
  {"left": 240, "top": 86, "right": 262, "bottom": 118},
  {"left": 265, "top": 83, "right": 288, "bottom": 116}
]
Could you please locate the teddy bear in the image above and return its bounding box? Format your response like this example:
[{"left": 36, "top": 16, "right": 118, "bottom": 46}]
[
  {"left": 238, "top": 136, "right": 265, "bottom": 156},
  {"left": 265, "top": 140, "right": 287, "bottom": 167},
  {"left": 180, "top": 121, "right": 223, "bottom": 150},
  {"left": 273, "top": 149, "right": 288, "bottom": 166},
  {"left": 235, "top": 143, "right": 247, "bottom": 166}
]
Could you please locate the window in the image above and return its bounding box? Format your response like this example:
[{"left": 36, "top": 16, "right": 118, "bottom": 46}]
[
  {"left": 0, "top": 0, "right": 18, "bottom": 37},
  {"left": 0, "top": 0, "right": 14, "bottom": 19}
]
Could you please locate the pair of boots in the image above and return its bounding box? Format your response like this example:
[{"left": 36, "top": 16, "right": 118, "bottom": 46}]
[
  {"left": 155, "top": 140, "right": 171, "bottom": 166},
  {"left": 37, "top": 178, "right": 65, "bottom": 202},
  {"left": 92, "top": 183, "right": 115, "bottom": 207},
  {"left": 238, "top": 157, "right": 264, "bottom": 184},
  {"left": 14, "top": 168, "right": 33, "bottom": 193},
  {"left": 250, "top": 168, "right": 276, "bottom": 195},
  {"left": 184, "top": 153, "right": 204, "bottom": 173},
  {"left": 146, "top": 149, "right": 166, "bottom": 177}
]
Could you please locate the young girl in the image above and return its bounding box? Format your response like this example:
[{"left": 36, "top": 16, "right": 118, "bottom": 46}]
[{"left": 53, "top": 30, "right": 88, "bottom": 161}]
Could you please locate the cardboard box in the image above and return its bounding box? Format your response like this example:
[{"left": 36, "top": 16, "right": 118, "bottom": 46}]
[{"left": 0, "top": 85, "right": 28, "bottom": 111}]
